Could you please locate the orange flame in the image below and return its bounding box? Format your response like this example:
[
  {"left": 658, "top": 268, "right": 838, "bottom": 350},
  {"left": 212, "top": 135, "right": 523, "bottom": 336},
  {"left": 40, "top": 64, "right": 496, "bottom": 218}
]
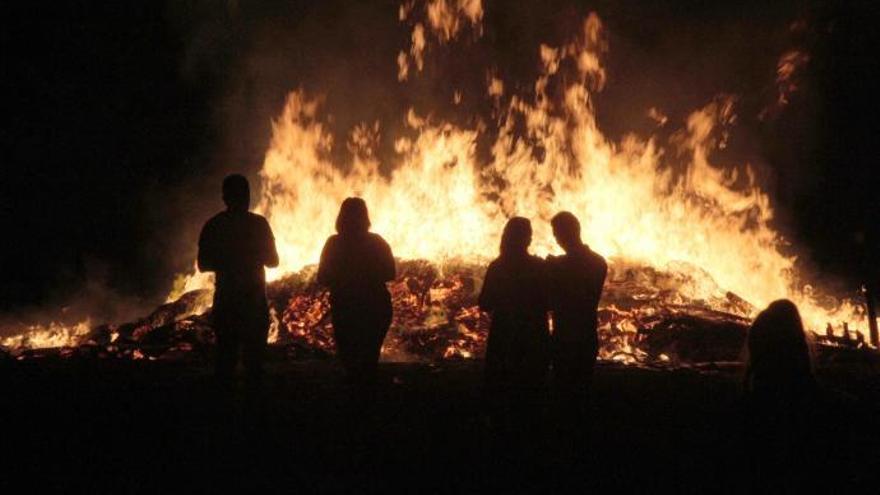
[
  {"left": 174, "top": 9, "right": 867, "bottom": 339},
  {"left": 3, "top": 5, "right": 868, "bottom": 351}
]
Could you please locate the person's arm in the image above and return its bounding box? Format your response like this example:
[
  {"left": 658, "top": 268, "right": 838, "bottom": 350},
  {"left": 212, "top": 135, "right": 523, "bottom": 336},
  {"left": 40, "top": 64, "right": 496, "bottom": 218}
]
[
  {"left": 478, "top": 263, "right": 499, "bottom": 312},
  {"left": 378, "top": 237, "right": 396, "bottom": 282},
  {"left": 197, "top": 220, "right": 218, "bottom": 273},
  {"left": 593, "top": 256, "right": 608, "bottom": 297},
  {"left": 262, "top": 217, "right": 279, "bottom": 268},
  {"left": 316, "top": 237, "right": 336, "bottom": 287}
]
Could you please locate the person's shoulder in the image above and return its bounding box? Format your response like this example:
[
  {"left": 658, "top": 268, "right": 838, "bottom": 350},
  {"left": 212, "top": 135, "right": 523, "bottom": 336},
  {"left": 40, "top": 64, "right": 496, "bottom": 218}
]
[
  {"left": 368, "top": 232, "right": 391, "bottom": 249},
  {"left": 321, "top": 233, "right": 343, "bottom": 251},
  {"left": 202, "top": 211, "right": 227, "bottom": 230},
  {"left": 545, "top": 253, "right": 564, "bottom": 267},
  {"left": 246, "top": 211, "right": 271, "bottom": 226},
  {"left": 483, "top": 258, "right": 505, "bottom": 280},
  {"left": 585, "top": 246, "right": 607, "bottom": 267},
  {"left": 527, "top": 254, "right": 547, "bottom": 268}
]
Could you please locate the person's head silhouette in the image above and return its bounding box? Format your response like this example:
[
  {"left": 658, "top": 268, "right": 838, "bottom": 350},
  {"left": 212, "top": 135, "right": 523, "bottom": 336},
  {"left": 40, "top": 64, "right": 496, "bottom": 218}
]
[
  {"left": 336, "top": 197, "right": 371, "bottom": 236},
  {"left": 500, "top": 217, "right": 532, "bottom": 257},
  {"left": 222, "top": 174, "right": 250, "bottom": 211},
  {"left": 746, "top": 299, "right": 814, "bottom": 395},
  {"left": 551, "top": 211, "right": 582, "bottom": 253}
]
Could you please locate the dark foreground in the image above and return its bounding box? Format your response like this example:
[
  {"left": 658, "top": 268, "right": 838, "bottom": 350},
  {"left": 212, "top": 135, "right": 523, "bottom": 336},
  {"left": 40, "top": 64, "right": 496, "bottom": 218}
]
[{"left": 2, "top": 353, "right": 878, "bottom": 492}]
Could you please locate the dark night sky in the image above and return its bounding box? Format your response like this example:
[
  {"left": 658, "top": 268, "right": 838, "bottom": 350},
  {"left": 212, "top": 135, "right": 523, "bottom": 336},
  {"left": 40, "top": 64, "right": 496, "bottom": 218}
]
[{"left": 1, "top": 0, "right": 878, "bottom": 323}]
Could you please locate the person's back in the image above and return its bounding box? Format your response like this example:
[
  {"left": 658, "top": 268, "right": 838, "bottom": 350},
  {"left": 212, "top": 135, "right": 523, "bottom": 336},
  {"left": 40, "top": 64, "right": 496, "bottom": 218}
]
[
  {"left": 480, "top": 254, "right": 548, "bottom": 337},
  {"left": 198, "top": 174, "right": 278, "bottom": 383},
  {"left": 546, "top": 245, "right": 606, "bottom": 343},
  {"left": 317, "top": 197, "right": 395, "bottom": 384},
  {"left": 317, "top": 232, "right": 395, "bottom": 315},
  {"left": 200, "top": 209, "right": 276, "bottom": 309}
]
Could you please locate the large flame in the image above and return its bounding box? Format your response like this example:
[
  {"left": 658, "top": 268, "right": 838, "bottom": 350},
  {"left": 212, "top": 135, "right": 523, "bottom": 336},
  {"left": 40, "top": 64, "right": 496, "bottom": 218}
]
[
  {"left": 3, "top": 2, "right": 868, "bottom": 351},
  {"left": 183, "top": 8, "right": 861, "bottom": 337}
]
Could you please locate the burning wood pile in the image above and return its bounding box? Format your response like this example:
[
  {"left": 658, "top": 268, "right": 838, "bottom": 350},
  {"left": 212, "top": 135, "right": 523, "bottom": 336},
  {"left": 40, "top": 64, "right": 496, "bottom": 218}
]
[
  {"left": 4, "top": 258, "right": 878, "bottom": 373},
  {"left": 5, "top": 5, "right": 876, "bottom": 375},
  {"left": 3, "top": 258, "right": 818, "bottom": 368},
  {"left": 274, "top": 260, "right": 488, "bottom": 361}
]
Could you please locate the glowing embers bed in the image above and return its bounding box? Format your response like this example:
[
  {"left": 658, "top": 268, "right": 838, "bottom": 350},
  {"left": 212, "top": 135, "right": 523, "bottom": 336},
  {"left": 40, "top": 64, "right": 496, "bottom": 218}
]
[{"left": 3, "top": 259, "right": 785, "bottom": 367}]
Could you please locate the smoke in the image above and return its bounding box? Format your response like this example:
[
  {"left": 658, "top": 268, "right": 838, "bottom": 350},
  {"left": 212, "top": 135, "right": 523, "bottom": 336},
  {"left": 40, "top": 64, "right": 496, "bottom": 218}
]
[{"left": 0, "top": 259, "right": 152, "bottom": 341}]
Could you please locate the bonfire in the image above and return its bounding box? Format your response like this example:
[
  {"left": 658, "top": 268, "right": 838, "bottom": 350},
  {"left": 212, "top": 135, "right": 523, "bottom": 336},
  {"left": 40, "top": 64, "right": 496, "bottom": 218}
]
[{"left": 2, "top": 1, "right": 874, "bottom": 366}]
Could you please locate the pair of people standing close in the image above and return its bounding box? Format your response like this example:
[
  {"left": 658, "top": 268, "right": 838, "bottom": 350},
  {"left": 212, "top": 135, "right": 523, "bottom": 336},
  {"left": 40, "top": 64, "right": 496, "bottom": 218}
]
[
  {"left": 198, "top": 176, "right": 394, "bottom": 386},
  {"left": 479, "top": 213, "right": 607, "bottom": 422}
]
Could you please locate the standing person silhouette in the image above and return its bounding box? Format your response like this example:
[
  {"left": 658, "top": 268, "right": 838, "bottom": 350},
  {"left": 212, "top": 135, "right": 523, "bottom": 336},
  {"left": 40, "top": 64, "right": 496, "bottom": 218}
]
[
  {"left": 546, "top": 211, "right": 607, "bottom": 417},
  {"left": 198, "top": 174, "right": 278, "bottom": 386},
  {"left": 317, "top": 197, "right": 395, "bottom": 385},
  {"left": 478, "top": 217, "right": 550, "bottom": 427}
]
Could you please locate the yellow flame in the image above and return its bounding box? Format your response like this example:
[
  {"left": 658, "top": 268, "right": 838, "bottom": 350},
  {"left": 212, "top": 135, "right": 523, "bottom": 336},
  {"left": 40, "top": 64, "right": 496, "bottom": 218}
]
[
  {"left": 1, "top": 7, "right": 869, "bottom": 352},
  {"left": 426, "top": 0, "right": 483, "bottom": 41},
  {"left": 398, "top": 0, "right": 484, "bottom": 81},
  {"left": 205, "top": 10, "right": 861, "bottom": 337},
  {"left": 1, "top": 320, "right": 91, "bottom": 350}
]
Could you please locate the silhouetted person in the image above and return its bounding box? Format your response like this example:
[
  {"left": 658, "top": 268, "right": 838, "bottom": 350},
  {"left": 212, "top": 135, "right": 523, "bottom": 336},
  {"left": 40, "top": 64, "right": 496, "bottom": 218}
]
[
  {"left": 739, "top": 299, "right": 826, "bottom": 490},
  {"left": 198, "top": 174, "right": 278, "bottom": 385},
  {"left": 744, "top": 299, "right": 816, "bottom": 401},
  {"left": 479, "top": 217, "right": 550, "bottom": 425},
  {"left": 317, "top": 197, "right": 395, "bottom": 384},
  {"left": 546, "top": 211, "right": 607, "bottom": 416}
]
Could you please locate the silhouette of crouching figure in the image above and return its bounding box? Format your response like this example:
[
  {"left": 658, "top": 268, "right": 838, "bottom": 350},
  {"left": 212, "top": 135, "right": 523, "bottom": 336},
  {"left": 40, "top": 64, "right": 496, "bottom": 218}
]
[
  {"left": 198, "top": 174, "right": 279, "bottom": 385},
  {"left": 317, "top": 198, "right": 396, "bottom": 384}
]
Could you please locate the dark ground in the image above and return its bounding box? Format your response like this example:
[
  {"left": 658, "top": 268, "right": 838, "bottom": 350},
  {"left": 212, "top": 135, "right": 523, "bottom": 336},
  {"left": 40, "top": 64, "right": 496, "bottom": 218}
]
[{"left": 2, "top": 353, "right": 878, "bottom": 493}]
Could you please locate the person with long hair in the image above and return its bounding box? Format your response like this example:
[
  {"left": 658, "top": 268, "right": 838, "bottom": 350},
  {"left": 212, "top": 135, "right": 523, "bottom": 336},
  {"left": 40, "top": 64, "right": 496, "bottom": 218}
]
[
  {"left": 317, "top": 197, "right": 395, "bottom": 384},
  {"left": 744, "top": 299, "right": 816, "bottom": 400},
  {"left": 744, "top": 299, "right": 816, "bottom": 398},
  {"left": 741, "top": 299, "right": 822, "bottom": 490},
  {"left": 478, "top": 217, "right": 550, "bottom": 424}
]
